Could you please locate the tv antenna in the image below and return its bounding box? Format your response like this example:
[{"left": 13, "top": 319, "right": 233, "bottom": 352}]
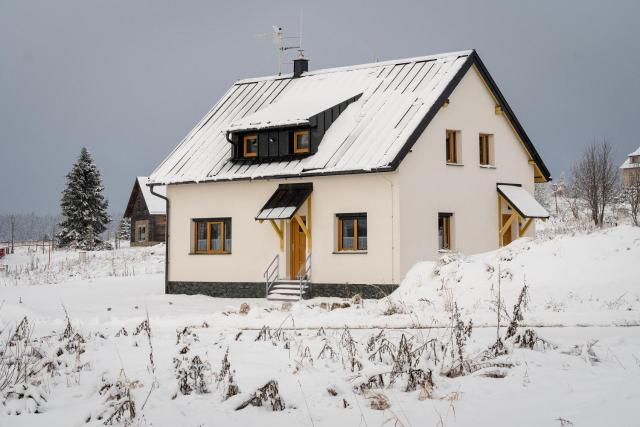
[{"left": 255, "top": 25, "right": 301, "bottom": 75}]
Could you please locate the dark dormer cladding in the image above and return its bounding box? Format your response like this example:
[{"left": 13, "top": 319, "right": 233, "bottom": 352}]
[{"left": 228, "top": 93, "right": 362, "bottom": 162}]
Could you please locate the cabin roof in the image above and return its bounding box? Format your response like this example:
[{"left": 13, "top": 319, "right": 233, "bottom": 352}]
[
  {"left": 620, "top": 146, "right": 640, "bottom": 169},
  {"left": 123, "top": 177, "right": 166, "bottom": 217},
  {"left": 149, "top": 50, "right": 550, "bottom": 185}
]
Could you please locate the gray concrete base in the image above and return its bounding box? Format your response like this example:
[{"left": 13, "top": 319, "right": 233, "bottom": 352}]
[
  {"left": 305, "top": 283, "right": 398, "bottom": 299},
  {"left": 166, "top": 281, "right": 398, "bottom": 299}
]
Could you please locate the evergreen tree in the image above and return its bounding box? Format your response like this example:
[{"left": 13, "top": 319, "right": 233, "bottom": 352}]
[
  {"left": 118, "top": 217, "right": 131, "bottom": 241},
  {"left": 57, "top": 147, "right": 110, "bottom": 250}
]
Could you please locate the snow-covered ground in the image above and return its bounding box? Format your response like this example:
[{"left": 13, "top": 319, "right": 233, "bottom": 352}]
[{"left": 0, "top": 227, "right": 638, "bottom": 426}]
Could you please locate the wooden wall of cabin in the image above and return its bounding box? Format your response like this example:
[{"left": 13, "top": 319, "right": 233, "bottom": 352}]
[{"left": 128, "top": 189, "right": 166, "bottom": 245}]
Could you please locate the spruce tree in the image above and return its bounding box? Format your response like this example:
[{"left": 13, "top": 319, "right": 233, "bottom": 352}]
[
  {"left": 118, "top": 217, "right": 131, "bottom": 241},
  {"left": 57, "top": 147, "right": 110, "bottom": 250}
]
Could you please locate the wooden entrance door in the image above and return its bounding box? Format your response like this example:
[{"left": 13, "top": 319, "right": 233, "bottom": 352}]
[
  {"left": 502, "top": 214, "right": 513, "bottom": 246},
  {"left": 290, "top": 217, "right": 307, "bottom": 279}
]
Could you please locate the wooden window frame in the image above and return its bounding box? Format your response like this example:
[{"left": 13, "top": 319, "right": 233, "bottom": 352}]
[
  {"left": 446, "top": 130, "right": 460, "bottom": 164},
  {"left": 337, "top": 213, "right": 367, "bottom": 252},
  {"left": 438, "top": 213, "right": 452, "bottom": 251},
  {"left": 479, "top": 133, "right": 492, "bottom": 166},
  {"left": 135, "top": 220, "right": 149, "bottom": 243},
  {"left": 193, "top": 218, "right": 231, "bottom": 254},
  {"left": 293, "top": 130, "right": 310, "bottom": 154},
  {"left": 243, "top": 134, "right": 258, "bottom": 158}
]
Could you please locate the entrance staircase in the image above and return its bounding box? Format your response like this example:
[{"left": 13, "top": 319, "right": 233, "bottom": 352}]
[{"left": 264, "top": 254, "right": 311, "bottom": 302}]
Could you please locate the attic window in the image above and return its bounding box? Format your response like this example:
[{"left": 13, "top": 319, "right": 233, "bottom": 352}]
[
  {"left": 243, "top": 134, "right": 258, "bottom": 158},
  {"left": 294, "top": 130, "right": 310, "bottom": 154}
]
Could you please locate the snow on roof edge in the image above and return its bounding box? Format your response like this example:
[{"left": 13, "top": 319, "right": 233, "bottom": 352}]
[{"left": 233, "top": 50, "right": 474, "bottom": 85}]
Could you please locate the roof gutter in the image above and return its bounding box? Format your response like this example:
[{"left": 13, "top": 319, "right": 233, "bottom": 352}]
[{"left": 149, "top": 183, "right": 170, "bottom": 294}]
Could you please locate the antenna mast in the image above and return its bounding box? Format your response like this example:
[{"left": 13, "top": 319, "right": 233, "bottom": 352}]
[{"left": 255, "top": 26, "right": 300, "bottom": 75}]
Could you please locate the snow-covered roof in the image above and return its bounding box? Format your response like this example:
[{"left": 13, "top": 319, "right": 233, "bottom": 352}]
[
  {"left": 149, "top": 50, "right": 550, "bottom": 184},
  {"left": 124, "top": 177, "right": 166, "bottom": 217},
  {"left": 620, "top": 146, "right": 640, "bottom": 169},
  {"left": 497, "top": 184, "right": 549, "bottom": 219},
  {"left": 228, "top": 87, "right": 363, "bottom": 132}
]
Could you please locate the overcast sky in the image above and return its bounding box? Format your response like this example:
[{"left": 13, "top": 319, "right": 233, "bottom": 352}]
[{"left": 1, "top": 0, "right": 639, "bottom": 215}]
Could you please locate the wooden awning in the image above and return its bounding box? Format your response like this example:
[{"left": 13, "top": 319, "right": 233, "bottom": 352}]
[
  {"left": 256, "top": 183, "right": 313, "bottom": 220},
  {"left": 497, "top": 184, "right": 549, "bottom": 219}
]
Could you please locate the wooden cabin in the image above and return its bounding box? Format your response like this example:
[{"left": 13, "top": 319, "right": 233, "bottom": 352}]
[
  {"left": 620, "top": 146, "right": 640, "bottom": 187},
  {"left": 123, "top": 177, "right": 167, "bottom": 246}
]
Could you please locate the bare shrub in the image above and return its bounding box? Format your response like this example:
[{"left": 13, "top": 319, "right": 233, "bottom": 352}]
[
  {"left": 92, "top": 373, "right": 138, "bottom": 425},
  {"left": 366, "top": 391, "right": 390, "bottom": 410},
  {"left": 571, "top": 140, "right": 619, "bottom": 226},
  {"left": 235, "top": 380, "right": 285, "bottom": 411}
]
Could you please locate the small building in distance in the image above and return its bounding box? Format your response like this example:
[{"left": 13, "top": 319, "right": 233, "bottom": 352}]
[
  {"left": 620, "top": 146, "right": 640, "bottom": 187},
  {"left": 123, "top": 177, "right": 166, "bottom": 246}
]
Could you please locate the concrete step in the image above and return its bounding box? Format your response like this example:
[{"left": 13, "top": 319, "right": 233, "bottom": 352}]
[
  {"left": 270, "top": 283, "right": 308, "bottom": 291},
  {"left": 275, "top": 279, "right": 308, "bottom": 284},
  {"left": 269, "top": 288, "right": 306, "bottom": 296},
  {"left": 267, "top": 294, "right": 301, "bottom": 302}
]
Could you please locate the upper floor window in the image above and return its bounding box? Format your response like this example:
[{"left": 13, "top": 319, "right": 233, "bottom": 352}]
[
  {"left": 243, "top": 134, "right": 258, "bottom": 158},
  {"left": 479, "top": 134, "right": 494, "bottom": 166},
  {"left": 337, "top": 213, "right": 367, "bottom": 252},
  {"left": 294, "top": 130, "right": 310, "bottom": 154},
  {"left": 446, "top": 130, "right": 461, "bottom": 164},
  {"left": 193, "top": 218, "right": 232, "bottom": 254}
]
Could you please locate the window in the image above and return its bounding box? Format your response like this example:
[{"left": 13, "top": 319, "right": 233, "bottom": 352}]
[
  {"left": 446, "top": 130, "right": 460, "bottom": 164},
  {"left": 243, "top": 134, "right": 258, "bottom": 158},
  {"left": 479, "top": 134, "right": 493, "bottom": 166},
  {"left": 337, "top": 213, "right": 367, "bottom": 251},
  {"left": 293, "top": 130, "right": 310, "bottom": 153},
  {"left": 135, "top": 220, "right": 148, "bottom": 242},
  {"left": 193, "top": 218, "right": 232, "bottom": 254},
  {"left": 438, "top": 213, "right": 452, "bottom": 250}
]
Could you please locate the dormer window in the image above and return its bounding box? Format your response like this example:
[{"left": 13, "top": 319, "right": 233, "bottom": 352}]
[
  {"left": 294, "top": 130, "right": 310, "bottom": 154},
  {"left": 243, "top": 134, "right": 258, "bottom": 158}
]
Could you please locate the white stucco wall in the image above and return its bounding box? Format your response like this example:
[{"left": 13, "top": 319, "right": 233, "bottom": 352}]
[
  {"left": 397, "top": 64, "right": 537, "bottom": 277},
  {"left": 166, "top": 64, "right": 541, "bottom": 286},
  {"left": 167, "top": 173, "right": 400, "bottom": 284}
]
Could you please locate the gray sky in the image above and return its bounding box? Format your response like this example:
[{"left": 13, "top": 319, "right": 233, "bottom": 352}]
[{"left": 1, "top": 0, "right": 639, "bottom": 215}]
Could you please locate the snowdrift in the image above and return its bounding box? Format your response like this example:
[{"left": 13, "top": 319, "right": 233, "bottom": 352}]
[{"left": 392, "top": 226, "right": 640, "bottom": 326}]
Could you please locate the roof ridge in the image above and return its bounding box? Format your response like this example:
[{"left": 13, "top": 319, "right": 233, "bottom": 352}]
[{"left": 234, "top": 49, "right": 474, "bottom": 85}]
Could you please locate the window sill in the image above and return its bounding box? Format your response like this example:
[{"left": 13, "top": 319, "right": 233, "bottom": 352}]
[
  {"left": 332, "top": 251, "right": 368, "bottom": 255},
  {"left": 189, "top": 252, "right": 232, "bottom": 256},
  {"left": 438, "top": 249, "right": 453, "bottom": 253},
  {"left": 479, "top": 164, "right": 496, "bottom": 169},
  {"left": 446, "top": 163, "right": 464, "bottom": 167}
]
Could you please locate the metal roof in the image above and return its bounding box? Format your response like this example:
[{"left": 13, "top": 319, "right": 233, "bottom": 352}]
[{"left": 149, "top": 50, "right": 550, "bottom": 185}]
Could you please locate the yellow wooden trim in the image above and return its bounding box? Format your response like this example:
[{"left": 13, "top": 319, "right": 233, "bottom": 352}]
[
  {"left": 293, "top": 130, "right": 310, "bottom": 154},
  {"left": 495, "top": 105, "right": 503, "bottom": 115},
  {"left": 206, "top": 221, "right": 225, "bottom": 254},
  {"left": 306, "top": 195, "right": 312, "bottom": 249},
  {"left": 269, "top": 219, "right": 284, "bottom": 251},
  {"left": 498, "top": 194, "right": 503, "bottom": 246},
  {"left": 519, "top": 218, "right": 533, "bottom": 237},
  {"left": 243, "top": 134, "right": 258, "bottom": 158},
  {"left": 499, "top": 212, "right": 517, "bottom": 236}
]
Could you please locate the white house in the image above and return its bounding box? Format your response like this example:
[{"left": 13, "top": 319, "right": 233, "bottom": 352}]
[{"left": 148, "top": 50, "right": 550, "bottom": 300}]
